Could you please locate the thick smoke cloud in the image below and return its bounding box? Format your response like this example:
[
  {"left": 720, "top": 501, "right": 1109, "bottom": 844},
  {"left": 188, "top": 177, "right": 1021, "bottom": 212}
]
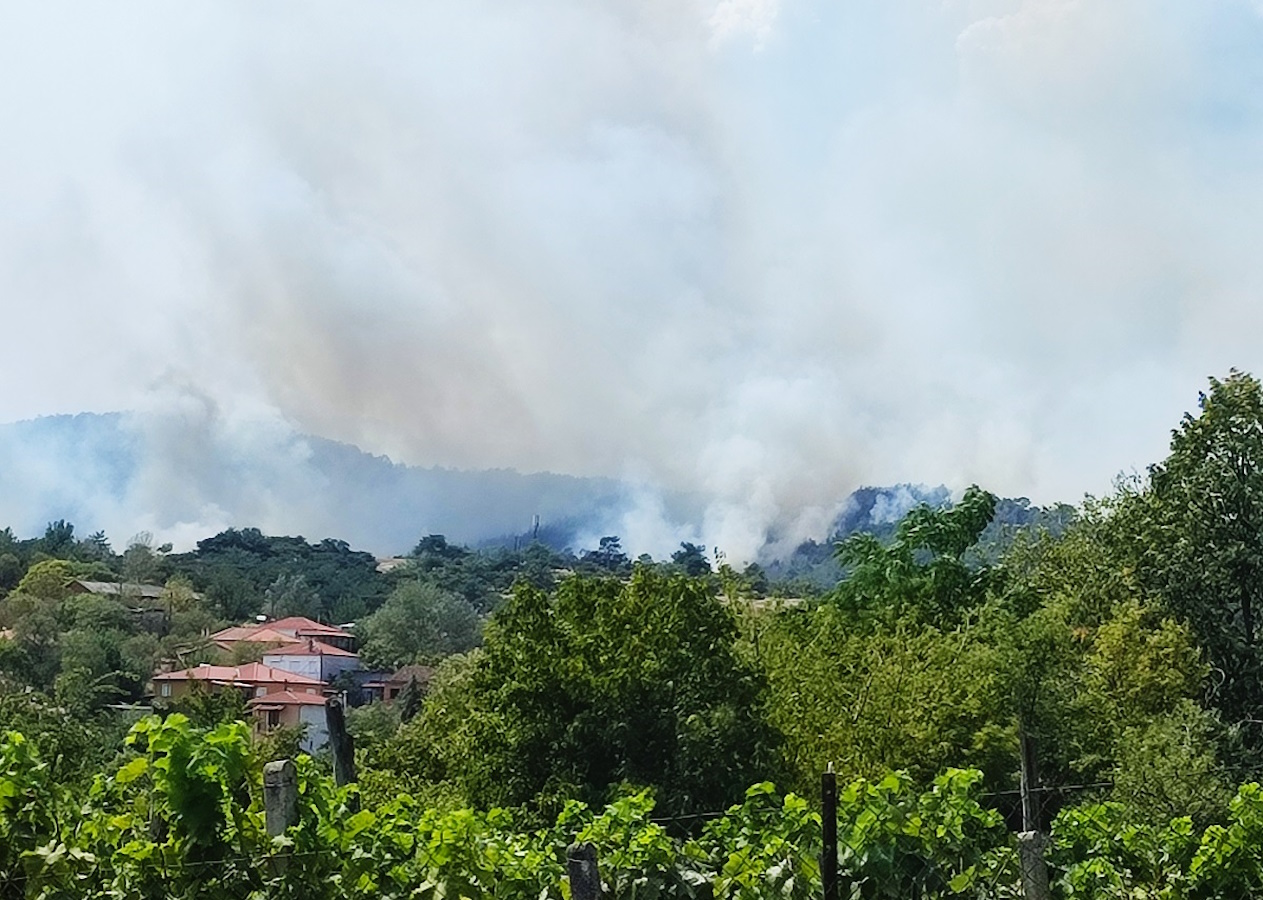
[{"left": 3, "top": 1, "right": 1263, "bottom": 559}]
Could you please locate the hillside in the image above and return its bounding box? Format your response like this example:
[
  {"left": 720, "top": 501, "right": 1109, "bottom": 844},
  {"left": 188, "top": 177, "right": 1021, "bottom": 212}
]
[{"left": 0, "top": 413, "right": 632, "bottom": 554}]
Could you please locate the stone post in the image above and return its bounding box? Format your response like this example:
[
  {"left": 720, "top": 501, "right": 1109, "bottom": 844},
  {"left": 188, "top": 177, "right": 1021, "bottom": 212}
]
[
  {"left": 1018, "top": 831, "right": 1051, "bottom": 900},
  {"left": 326, "top": 697, "right": 356, "bottom": 788},
  {"left": 567, "top": 841, "right": 602, "bottom": 900},
  {"left": 263, "top": 758, "right": 298, "bottom": 836}
]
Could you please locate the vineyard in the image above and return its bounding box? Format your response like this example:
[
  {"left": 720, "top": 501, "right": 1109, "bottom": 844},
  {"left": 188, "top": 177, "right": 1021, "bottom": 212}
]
[{"left": 6, "top": 717, "right": 1263, "bottom": 899}]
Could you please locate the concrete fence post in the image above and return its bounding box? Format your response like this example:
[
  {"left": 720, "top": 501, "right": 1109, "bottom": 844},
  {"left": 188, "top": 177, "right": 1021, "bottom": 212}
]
[
  {"left": 567, "top": 841, "right": 602, "bottom": 900},
  {"left": 1017, "top": 729, "right": 1051, "bottom": 900},
  {"left": 1018, "top": 831, "right": 1051, "bottom": 900},
  {"left": 263, "top": 758, "right": 298, "bottom": 836}
]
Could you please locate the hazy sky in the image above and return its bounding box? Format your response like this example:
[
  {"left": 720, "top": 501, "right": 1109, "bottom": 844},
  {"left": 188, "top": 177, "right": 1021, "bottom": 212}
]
[{"left": 4, "top": 1, "right": 1263, "bottom": 556}]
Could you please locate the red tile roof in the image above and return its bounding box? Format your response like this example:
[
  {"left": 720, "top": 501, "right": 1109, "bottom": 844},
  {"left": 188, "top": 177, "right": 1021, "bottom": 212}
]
[
  {"left": 263, "top": 639, "right": 357, "bottom": 658},
  {"left": 154, "top": 662, "right": 325, "bottom": 687},
  {"left": 211, "top": 627, "right": 292, "bottom": 646},
  {"left": 387, "top": 664, "right": 436, "bottom": 687},
  {"left": 211, "top": 617, "right": 352, "bottom": 644},
  {"left": 268, "top": 616, "right": 351, "bottom": 636}
]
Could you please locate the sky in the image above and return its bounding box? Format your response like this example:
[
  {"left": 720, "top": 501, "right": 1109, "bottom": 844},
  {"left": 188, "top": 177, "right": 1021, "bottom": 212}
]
[{"left": 3, "top": 1, "right": 1263, "bottom": 558}]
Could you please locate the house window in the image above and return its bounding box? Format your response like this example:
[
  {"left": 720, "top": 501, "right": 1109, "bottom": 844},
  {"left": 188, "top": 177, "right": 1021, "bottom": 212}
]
[
  {"left": 160, "top": 683, "right": 172, "bottom": 698},
  {"left": 267, "top": 709, "right": 280, "bottom": 730},
  {"left": 255, "top": 687, "right": 267, "bottom": 698}
]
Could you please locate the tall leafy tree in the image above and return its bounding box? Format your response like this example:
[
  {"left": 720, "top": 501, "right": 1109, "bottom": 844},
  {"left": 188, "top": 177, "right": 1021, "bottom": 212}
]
[
  {"left": 429, "top": 568, "right": 780, "bottom": 817},
  {"left": 358, "top": 581, "right": 480, "bottom": 668},
  {"left": 834, "top": 485, "right": 998, "bottom": 624},
  {"left": 1130, "top": 371, "right": 1263, "bottom": 730},
  {"left": 579, "top": 536, "right": 631, "bottom": 575},
  {"left": 671, "top": 542, "right": 712, "bottom": 577}
]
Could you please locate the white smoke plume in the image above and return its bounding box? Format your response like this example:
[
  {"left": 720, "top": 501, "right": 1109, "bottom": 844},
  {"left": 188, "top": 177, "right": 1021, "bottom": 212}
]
[{"left": 4, "top": 1, "right": 1263, "bottom": 560}]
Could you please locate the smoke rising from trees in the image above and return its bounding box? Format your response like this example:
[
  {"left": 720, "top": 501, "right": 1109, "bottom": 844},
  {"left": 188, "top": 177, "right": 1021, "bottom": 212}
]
[{"left": 4, "top": 1, "right": 1263, "bottom": 558}]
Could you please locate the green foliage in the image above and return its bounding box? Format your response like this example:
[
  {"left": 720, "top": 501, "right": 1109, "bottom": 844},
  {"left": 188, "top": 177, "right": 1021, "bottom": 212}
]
[
  {"left": 41, "top": 519, "right": 76, "bottom": 558},
  {"left": 165, "top": 680, "right": 248, "bottom": 729},
  {"left": 698, "top": 782, "right": 820, "bottom": 900},
  {"left": 425, "top": 568, "right": 781, "bottom": 818},
  {"left": 578, "top": 535, "right": 631, "bottom": 575},
  {"left": 345, "top": 700, "right": 400, "bottom": 752},
  {"left": 0, "top": 553, "right": 22, "bottom": 594},
  {"left": 759, "top": 604, "right": 1015, "bottom": 793},
  {"left": 0, "top": 686, "right": 132, "bottom": 786},
  {"left": 831, "top": 769, "right": 1009, "bottom": 898},
  {"left": 834, "top": 485, "right": 997, "bottom": 624},
  {"left": 1049, "top": 782, "right": 1263, "bottom": 899},
  {"left": 168, "top": 529, "right": 387, "bottom": 624},
  {"left": 397, "top": 675, "right": 423, "bottom": 722},
  {"left": 255, "top": 724, "right": 308, "bottom": 767},
  {"left": 671, "top": 542, "right": 712, "bottom": 577},
  {"left": 0, "top": 731, "right": 61, "bottom": 893},
  {"left": 358, "top": 581, "right": 480, "bottom": 668},
  {"left": 263, "top": 573, "right": 323, "bottom": 620},
  {"left": 1051, "top": 801, "right": 1199, "bottom": 899},
  {"left": 1110, "top": 701, "right": 1231, "bottom": 828},
  {"left": 14, "top": 559, "right": 76, "bottom": 601},
  {"left": 1125, "top": 370, "right": 1263, "bottom": 732},
  {"left": 1, "top": 717, "right": 1041, "bottom": 900}
]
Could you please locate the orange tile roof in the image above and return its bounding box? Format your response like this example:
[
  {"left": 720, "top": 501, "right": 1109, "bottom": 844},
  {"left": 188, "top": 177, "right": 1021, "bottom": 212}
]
[
  {"left": 211, "top": 617, "right": 352, "bottom": 644},
  {"left": 268, "top": 616, "right": 350, "bottom": 636},
  {"left": 263, "top": 639, "right": 357, "bottom": 658},
  {"left": 154, "top": 662, "right": 325, "bottom": 687}
]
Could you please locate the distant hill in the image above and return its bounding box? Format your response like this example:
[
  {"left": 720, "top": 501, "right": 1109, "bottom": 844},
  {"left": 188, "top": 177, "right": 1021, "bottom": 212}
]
[
  {"left": 0, "top": 413, "right": 633, "bottom": 554},
  {"left": 764, "top": 485, "right": 1074, "bottom": 589},
  {"left": 0, "top": 413, "right": 1072, "bottom": 564}
]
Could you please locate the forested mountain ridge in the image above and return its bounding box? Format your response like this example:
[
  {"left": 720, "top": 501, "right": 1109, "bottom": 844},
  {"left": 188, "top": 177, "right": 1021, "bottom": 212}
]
[
  {"left": 0, "top": 412, "right": 634, "bottom": 554},
  {"left": 0, "top": 412, "right": 1066, "bottom": 565}
]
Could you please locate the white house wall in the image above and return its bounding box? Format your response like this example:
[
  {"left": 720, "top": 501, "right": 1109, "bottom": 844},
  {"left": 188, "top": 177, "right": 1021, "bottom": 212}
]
[
  {"left": 263, "top": 655, "right": 323, "bottom": 681},
  {"left": 264, "top": 653, "right": 362, "bottom": 683}
]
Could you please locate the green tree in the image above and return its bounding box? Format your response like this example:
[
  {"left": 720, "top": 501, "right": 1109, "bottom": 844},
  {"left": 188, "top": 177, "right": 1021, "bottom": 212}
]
[
  {"left": 429, "top": 568, "right": 781, "bottom": 817},
  {"left": 39, "top": 519, "right": 75, "bottom": 558},
  {"left": 397, "top": 675, "right": 423, "bottom": 723},
  {"left": 579, "top": 536, "right": 631, "bottom": 575},
  {"left": 359, "top": 581, "right": 480, "bottom": 668},
  {"left": 122, "top": 532, "right": 165, "bottom": 585},
  {"left": 0, "top": 553, "right": 20, "bottom": 594},
  {"left": 671, "top": 542, "right": 712, "bottom": 577},
  {"left": 759, "top": 604, "right": 1014, "bottom": 793},
  {"left": 834, "top": 485, "right": 997, "bottom": 624},
  {"left": 79, "top": 530, "right": 113, "bottom": 562},
  {"left": 1129, "top": 371, "right": 1263, "bottom": 732},
  {"left": 14, "top": 559, "right": 76, "bottom": 601},
  {"left": 263, "top": 572, "right": 323, "bottom": 619}
]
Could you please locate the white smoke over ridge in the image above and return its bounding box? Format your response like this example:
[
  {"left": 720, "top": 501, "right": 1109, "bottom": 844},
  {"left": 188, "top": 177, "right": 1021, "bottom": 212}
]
[{"left": 4, "top": 1, "right": 1263, "bottom": 560}]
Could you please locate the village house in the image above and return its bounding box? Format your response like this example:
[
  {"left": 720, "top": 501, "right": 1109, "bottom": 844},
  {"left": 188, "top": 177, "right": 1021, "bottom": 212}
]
[
  {"left": 68, "top": 580, "right": 194, "bottom": 632},
  {"left": 382, "top": 664, "right": 435, "bottom": 702},
  {"left": 153, "top": 660, "right": 335, "bottom": 752},
  {"left": 152, "top": 662, "right": 326, "bottom": 702},
  {"left": 246, "top": 691, "right": 330, "bottom": 753},
  {"left": 262, "top": 638, "right": 361, "bottom": 683},
  {"left": 68, "top": 580, "right": 168, "bottom": 601},
  {"left": 210, "top": 616, "right": 356, "bottom": 654}
]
